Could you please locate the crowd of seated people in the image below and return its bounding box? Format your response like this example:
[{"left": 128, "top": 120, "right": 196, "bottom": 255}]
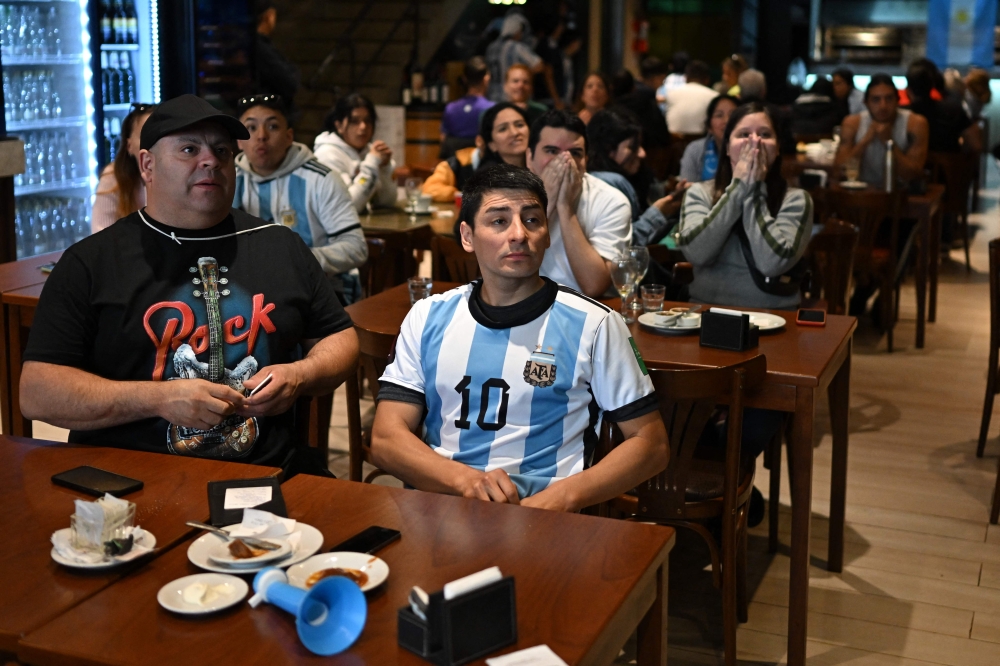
[{"left": 63, "top": 42, "right": 995, "bottom": 517}]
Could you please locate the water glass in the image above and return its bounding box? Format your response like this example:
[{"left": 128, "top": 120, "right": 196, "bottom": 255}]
[
  {"left": 408, "top": 276, "right": 433, "bottom": 305},
  {"left": 405, "top": 178, "right": 422, "bottom": 211},
  {"left": 640, "top": 284, "right": 666, "bottom": 312},
  {"left": 610, "top": 256, "right": 638, "bottom": 324}
]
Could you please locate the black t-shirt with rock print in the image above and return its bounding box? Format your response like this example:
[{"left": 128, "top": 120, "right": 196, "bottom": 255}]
[{"left": 23, "top": 208, "right": 352, "bottom": 469}]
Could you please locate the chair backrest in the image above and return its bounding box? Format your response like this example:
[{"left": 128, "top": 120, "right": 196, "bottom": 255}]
[
  {"left": 430, "top": 235, "right": 481, "bottom": 283},
  {"left": 596, "top": 355, "right": 767, "bottom": 520},
  {"left": 360, "top": 234, "right": 415, "bottom": 298},
  {"left": 990, "top": 239, "right": 1000, "bottom": 348},
  {"left": 824, "top": 187, "right": 902, "bottom": 275},
  {"left": 346, "top": 326, "right": 398, "bottom": 481},
  {"left": 803, "top": 218, "right": 859, "bottom": 315},
  {"left": 926, "top": 151, "right": 976, "bottom": 217}
]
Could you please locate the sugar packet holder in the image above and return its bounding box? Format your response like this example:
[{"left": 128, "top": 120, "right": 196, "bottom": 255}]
[
  {"left": 699, "top": 307, "right": 759, "bottom": 352},
  {"left": 399, "top": 566, "right": 517, "bottom": 666},
  {"left": 207, "top": 477, "right": 287, "bottom": 527}
]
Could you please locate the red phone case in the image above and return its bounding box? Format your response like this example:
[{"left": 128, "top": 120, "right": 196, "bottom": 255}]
[{"left": 795, "top": 309, "right": 827, "bottom": 327}]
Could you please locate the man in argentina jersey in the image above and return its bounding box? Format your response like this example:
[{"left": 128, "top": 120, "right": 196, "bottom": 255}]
[
  {"left": 371, "top": 164, "right": 668, "bottom": 512},
  {"left": 233, "top": 94, "right": 368, "bottom": 303}
]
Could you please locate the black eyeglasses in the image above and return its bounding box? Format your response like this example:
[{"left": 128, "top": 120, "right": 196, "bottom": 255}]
[
  {"left": 236, "top": 94, "right": 284, "bottom": 111},
  {"left": 129, "top": 102, "right": 154, "bottom": 113}
]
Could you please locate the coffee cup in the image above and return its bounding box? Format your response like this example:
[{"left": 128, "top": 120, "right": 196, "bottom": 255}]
[{"left": 414, "top": 194, "right": 433, "bottom": 213}]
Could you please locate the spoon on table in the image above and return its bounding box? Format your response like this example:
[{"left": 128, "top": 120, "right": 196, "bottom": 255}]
[{"left": 185, "top": 521, "right": 282, "bottom": 550}]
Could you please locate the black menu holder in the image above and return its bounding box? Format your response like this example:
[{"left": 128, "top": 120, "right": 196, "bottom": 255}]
[
  {"left": 207, "top": 477, "right": 287, "bottom": 527},
  {"left": 700, "top": 310, "right": 759, "bottom": 351},
  {"left": 398, "top": 577, "right": 517, "bottom": 666}
]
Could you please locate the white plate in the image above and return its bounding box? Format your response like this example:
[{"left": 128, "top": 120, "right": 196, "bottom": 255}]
[
  {"left": 638, "top": 312, "right": 701, "bottom": 335},
  {"left": 207, "top": 538, "right": 292, "bottom": 568},
  {"left": 840, "top": 180, "right": 868, "bottom": 190},
  {"left": 187, "top": 523, "right": 324, "bottom": 574},
  {"left": 286, "top": 552, "right": 389, "bottom": 593},
  {"left": 157, "top": 573, "right": 248, "bottom": 614},
  {"left": 50, "top": 528, "right": 157, "bottom": 570},
  {"left": 744, "top": 312, "right": 787, "bottom": 331}
]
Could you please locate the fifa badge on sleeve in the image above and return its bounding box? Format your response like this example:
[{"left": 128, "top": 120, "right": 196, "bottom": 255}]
[{"left": 523, "top": 348, "right": 556, "bottom": 388}]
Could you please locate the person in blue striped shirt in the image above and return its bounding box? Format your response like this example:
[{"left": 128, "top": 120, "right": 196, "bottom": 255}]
[
  {"left": 233, "top": 94, "right": 368, "bottom": 304},
  {"left": 371, "top": 164, "right": 668, "bottom": 511}
]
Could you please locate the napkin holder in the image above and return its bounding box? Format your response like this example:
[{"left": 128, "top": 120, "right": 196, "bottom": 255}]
[
  {"left": 700, "top": 309, "right": 759, "bottom": 352},
  {"left": 207, "top": 477, "right": 287, "bottom": 527},
  {"left": 398, "top": 577, "right": 517, "bottom": 666}
]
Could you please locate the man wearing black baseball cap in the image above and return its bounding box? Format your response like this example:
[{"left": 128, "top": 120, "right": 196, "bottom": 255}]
[{"left": 20, "top": 94, "right": 360, "bottom": 476}]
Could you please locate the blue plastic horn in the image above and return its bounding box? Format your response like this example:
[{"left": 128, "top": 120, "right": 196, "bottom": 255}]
[{"left": 249, "top": 567, "right": 367, "bottom": 655}]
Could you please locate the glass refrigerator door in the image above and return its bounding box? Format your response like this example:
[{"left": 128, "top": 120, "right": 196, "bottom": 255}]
[{"left": 3, "top": 0, "right": 99, "bottom": 259}]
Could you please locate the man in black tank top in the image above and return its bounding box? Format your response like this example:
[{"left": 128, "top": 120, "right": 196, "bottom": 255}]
[{"left": 20, "top": 95, "right": 359, "bottom": 475}]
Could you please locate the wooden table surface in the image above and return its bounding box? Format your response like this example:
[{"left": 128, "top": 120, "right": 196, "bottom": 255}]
[
  {"left": 0, "top": 251, "right": 62, "bottom": 294},
  {"left": 347, "top": 283, "right": 856, "bottom": 666},
  {"left": 0, "top": 436, "right": 280, "bottom": 654},
  {"left": 19, "top": 474, "right": 676, "bottom": 666}
]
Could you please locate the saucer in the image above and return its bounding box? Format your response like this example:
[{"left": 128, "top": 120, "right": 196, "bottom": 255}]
[
  {"left": 187, "top": 523, "right": 323, "bottom": 574},
  {"left": 157, "top": 573, "right": 248, "bottom": 614},
  {"left": 287, "top": 552, "right": 389, "bottom": 593}
]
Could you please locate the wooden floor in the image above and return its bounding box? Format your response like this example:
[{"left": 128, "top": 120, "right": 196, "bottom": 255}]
[{"left": 29, "top": 166, "right": 1000, "bottom": 665}]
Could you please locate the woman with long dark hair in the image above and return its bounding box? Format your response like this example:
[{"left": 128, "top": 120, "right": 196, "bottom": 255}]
[
  {"left": 91, "top": 104, "right": 155, "bottom": 232},
  {"left": 587, "top": 108, "right": 686, "bottom": 246},
  {"left": 677, "top": 102, "right": 812, "bottom": 310},
  {"left": 423, "top": 102, "right": 529, "bottom": 202},
  {"left": 575, "top": 72, "right": 610, "bottom": 125}
]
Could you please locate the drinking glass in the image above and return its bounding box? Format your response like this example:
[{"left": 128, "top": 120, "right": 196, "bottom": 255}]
[
  {"left": 627, "top": 246, "right": 650, "bottom": 313},
  {"left": 640, "top": 284, "right": 666, "bottom": 312},
  {"left": 405, "top": 178, "right": 422, "bottom": 214},
  {"left": 408, "top": 276, "right": 433, "bottom": 305},
  {"left": 610, "top": 256, "right": 638, "bottom": 324},
  {"left": 844, "top": 157, "right": 860, "bottom": 183}
]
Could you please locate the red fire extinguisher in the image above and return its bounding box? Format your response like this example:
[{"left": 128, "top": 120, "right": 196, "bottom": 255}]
[{"left": 633, "top": 18, "right": 649, "bottom": 54}]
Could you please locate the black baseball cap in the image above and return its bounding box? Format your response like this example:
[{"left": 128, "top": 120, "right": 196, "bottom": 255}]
[{"left": 139, "top": 94, "right": 250, "bottom": 150}]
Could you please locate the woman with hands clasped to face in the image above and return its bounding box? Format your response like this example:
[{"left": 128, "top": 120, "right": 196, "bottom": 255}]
[{"left": 676, "top": 102, "right": 813, "bottom": 310}]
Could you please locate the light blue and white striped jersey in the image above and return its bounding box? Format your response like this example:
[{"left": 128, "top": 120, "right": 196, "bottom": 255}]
[
  {"left": 234, "top": 143, "right": 367, "bottom": 279},
  {"left": 379, "top": 279, "right": 657, "bottom": 498}
]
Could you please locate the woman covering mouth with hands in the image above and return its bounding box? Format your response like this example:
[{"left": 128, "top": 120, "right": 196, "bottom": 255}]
[{"left": 676, "top": 101, "right": 813, "bottom": 311}]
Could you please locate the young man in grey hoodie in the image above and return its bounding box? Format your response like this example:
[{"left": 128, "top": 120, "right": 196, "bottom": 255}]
[{"left": 233, "top": 94, "right": 367, "bottom": 303}]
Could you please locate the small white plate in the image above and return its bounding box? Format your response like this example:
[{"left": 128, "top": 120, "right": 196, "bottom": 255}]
[
  {"left": 50, "top": 528, "right": 157, "bottom": 570},
  {"left": 638, "top": 312, "right": 701, "bottom": 335},
  {"left": 207, "top": 538, "right": 292, "bottom": 568},
  {"left": 744, "top": 312, "right": 787, "bottom": 331},
  {"left": 840, "top": 180, "right": 868, "bottom": 190},
  {"left": 187, "top": 523, "right": 323, "bottom": 574},
  {"left": 287, "top": 552, "right": 389, "bottom": 593},
  {"left": 157, "top": 573, "right": 248, "bottom": 614}
]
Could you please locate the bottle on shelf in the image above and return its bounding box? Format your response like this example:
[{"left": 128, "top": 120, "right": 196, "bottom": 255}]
[
  {"left": 100, "top": 0, "right": 113, "bottom": 46},
  {"left": 119, "top": 52, "right": 135, "bottom": 103},
  {"left": 110, "top": 117, "right": 122, "bottom": 158},
  {"left": 113, "top": 0, "right": 126, "bottom": 45},
  {"left": 103, "top": 118, "right": 113, "bottom": 164},
  {"left": 107, "top": 51, "right": 122, "bottom": 105},
  {"left": 101, "top": 52, "right": 110, "bottom": 105},
  {"left": 124, "top": 0, "right": 138, "bottom": 44}
]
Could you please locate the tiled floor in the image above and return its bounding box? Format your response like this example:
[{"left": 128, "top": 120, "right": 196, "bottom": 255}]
[{"left": 28, "top": 163, "right": 1000, "bottom": 664}]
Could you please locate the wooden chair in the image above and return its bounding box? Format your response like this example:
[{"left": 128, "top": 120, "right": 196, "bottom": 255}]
[
  {"left": 972, "top": 118, "right": 989, "bottom": 211},
  {"left": 596, "top": 355, "right": 767, "bottom": 666},
  {"left": 977, "top": 239, "right": 1000, "bottom": 523},
  {"left": 927, "top": 151, "right": 977, "bottom": 272},
  {"left": 825, "top": 188, "right": 905, "bottom": 351},
  {"left": 801, "top": 219, "right": 860, "bottom": 315},
  {"left": 646, "top": 245, "right": 694, "bottom": 288},
  {"left": 346, "top": 326, "right": 396, "bottom": 483},
  {"left": 430, "top": 235, "right": 480, "bottom": 283},
  {"left": 360, "top": 234, "right": 420, "bottom": 298}
]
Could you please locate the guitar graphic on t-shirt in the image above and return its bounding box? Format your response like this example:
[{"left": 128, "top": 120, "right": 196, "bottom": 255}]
[{"left": 167, "top": 257, "right": 260, "bottom": 457}]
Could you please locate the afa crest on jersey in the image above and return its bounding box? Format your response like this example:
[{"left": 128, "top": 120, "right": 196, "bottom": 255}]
[{"left": 523, "top": 349, "right": 556, "bottom": 388}]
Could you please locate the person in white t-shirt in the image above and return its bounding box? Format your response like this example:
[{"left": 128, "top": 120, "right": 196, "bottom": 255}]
[
  {"left": 371, "top": 163, "right": 667, "bottom": 510},
  {"left": 526, "top": 109, "right": 631, "bottom": 298},
  {"left": 665, "top": 61, "right": 719, "bottom": 136}
]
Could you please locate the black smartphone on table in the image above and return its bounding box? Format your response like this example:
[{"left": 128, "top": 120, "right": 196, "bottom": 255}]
[
  {"left": 52, "top": 465, "right": 144, "bottom": 497},
  {"left": 330, "top": 525, "right": 401, "bottom": 554},
  {"left": 796, "top": 308, "right": 827, "bottom": 327}
]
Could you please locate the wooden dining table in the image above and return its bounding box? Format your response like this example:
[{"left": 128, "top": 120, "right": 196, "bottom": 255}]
[
  {"left": 346, "top": 282, "right": 857, "bottom": 666},
  {"left": 19, "top": 473, "right": 677, "bottom": 666},
  {"left": 0, "top": 435, "right": 280, "bottom": 657},
  {"left": 0, "top": 251, "right": 62, "bottom": 435}
]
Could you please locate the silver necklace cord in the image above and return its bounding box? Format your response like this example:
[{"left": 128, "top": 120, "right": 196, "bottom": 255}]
[{"left": 137, "top": 208, "right": 280, "bottom": 244}]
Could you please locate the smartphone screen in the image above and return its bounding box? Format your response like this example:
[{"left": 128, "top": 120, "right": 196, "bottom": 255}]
[
  {"left": 797, "top": 309, "right": 826, "bottom": 324},
  {"left": 329, "top": 525, "right": 401, "bottom": 554},
  {"left": 52, "top": 466, "right": 144, "bottom": 497}
]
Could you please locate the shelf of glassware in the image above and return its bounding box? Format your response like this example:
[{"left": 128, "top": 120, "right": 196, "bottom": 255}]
[
  {"left": 8, "top": 116, "right": 86, "bottom": 132},
  {"left": 103, "top": 103, "right": 131, "bottom": 112},
  {"left": 14, "top": 177, "right": 91, "bottom": 197},
  {"left": 100, "top": 43, "right": 138, "bottom": 51},
  {"left": 2, "top": 55, "right": 83, "bottom": 65}
]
